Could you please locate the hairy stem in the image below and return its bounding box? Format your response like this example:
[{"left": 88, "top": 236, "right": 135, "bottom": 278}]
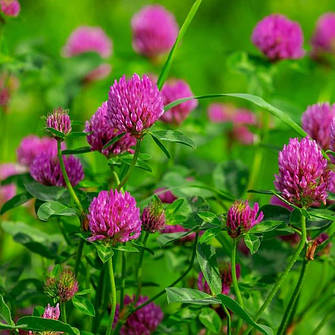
[
  {"left": 120, "top": 251, "right": 126, "bottom": 309},
  {"left": 223, "top": 304, "right": 232, "bottom": 335},
  {"left": 61, "top": 302, "right": 67, "bottom": 323},
  {"left": 117, "top": 139, "right": 141, "bottom": 190},
  {"left": 277, "top": 257, "right": 309, "bottom": 335},
  {"left": 106, "top": 257, "right": 117, "bottom": 335},
  {"left": 243, "top": 215, "right": 307, "bottom": 335},
  {"left": 136, "top": 231, "right": 149, "bottom": 300}
]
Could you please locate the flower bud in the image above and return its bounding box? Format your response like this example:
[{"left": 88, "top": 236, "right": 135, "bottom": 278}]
[
  {"left": 141, "top": 197, "right": 165, "bottom": 233},
  {"left": 46, "top": 107, "right": 72, "bottom": 138}
]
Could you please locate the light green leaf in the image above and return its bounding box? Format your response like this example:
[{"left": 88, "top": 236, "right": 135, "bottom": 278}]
[
  {"left": 0, "top": 295, "right": 14, "bottom": 325},
  {"left": 166, "top": 287, "right": 219, "bottom": 305},
  {"left": 72, "top": 295, "right": 95, "bottom": 317},
  {"left": 199, "top": 307, "right": 222, "bottom": 333},
  {"left": 37, "top": 201, "right": 77, "bottom": 221}
]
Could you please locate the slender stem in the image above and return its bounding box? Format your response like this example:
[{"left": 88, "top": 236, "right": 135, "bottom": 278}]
[
  {"left": 120, "top": 251, "right": 126, "bottom": 309},
  {"left": 223, "top": 305, "right": 232, "bottom": 335},
  {"left": 313, "top": 309, "right": 335, "bottom": 335},
  {"left": 57, "top": 140, "right": 84, "bottom": 213},
  {"left": 124, "top": 233, "right": 199, "bottom": 320},
  {"left": 117, "top": 139, "right": 141, "bottom": 190},
  {"left": 61, "top": 302, "right": 67, "bottom": 323},
  {"left": 243, "top": 215, "right": 307, "bottom": 335},
  {"left": 136, "top": 231, "right": 149, "bottom": 299},
  {"left": 92, "top": 264, "right": 106, "bottom": 332},
  {"left": 106, "top": 257, "right": 117, "bottom": 335},
  {"left": 74, "top": 239, "right": 84, "bottom": 276},
  {"left": 277, "top": 257, "right": 309, "bottom": 335},
  {"left": 232, "top": 239, "right": 243, "bottom": 334}
]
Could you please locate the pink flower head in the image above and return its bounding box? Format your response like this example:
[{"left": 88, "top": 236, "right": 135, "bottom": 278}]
[
  {"left": 231, "top": 126, "right": 255, "bottom": 145},
  {"left": 227, "top": 200, "right": 263, "bottom": 238},
  {"left": 85, "top": 101, "right": 136, "bottom": 157},
  {"left": 131, "top": 5, "right": 178, "bottom": 58},
  {"left": 0, "top": 87, "right": 10, "bottom": 106},
  {"left": 46, "top": 107, "right": 72, "bottom": 137},
  {"left": 208, "top": 103, "right": 235, "bottom": 123},
  {"left": 160, "top": 79, "right": 197, "bottom": 125},
  {"left": 63, "top": 26, "right": 112, "bottom": 58},
  {"left": 252, "top": 14, "right": 304, "bottom": 61},
  {"left": 0, "top": 163, "right": 17, "bottom": 206},
  {"left": 84, "top": 63, "right": 111, "bottom": 83},
  {"left": 270, "top": 196, "right": 293, "bottom": 211},
  {"left": 302, "top": 103, "right": 335, "bottom": 150},
  {"left": 87, "top": 189, "right": 141, "bottom": 243},
  {"left": 141, "top": 197, "right": 166, "bottom": 233},
  {"left": 43, "top": 304, "right": 60, "bottom": 320},
  {"left": 113, "top": 295, "right": 163, "bottom": 335},
  {"left": 154, "top": 187, "right": 177, "bottom": 204},
  {"left": 107, "top": 74, "right": 164, "bottom": 136},
  {"left": 198, "top": 264, "right": 240, "bottom": 295},
  {"left": 275, "top": 137, "right": 328, "bottom": 207},
  {"left": 0, "top": 0, "right": 20, "bottom": 17},
  {"left": 30, "top": 152, "right": 84, "bottom": 187},
  {"left": 311, "top": 13, "right": 335, "bottom": 55},
  {"left": 17, "top": 136, "right": 60, "bottom": 167}
]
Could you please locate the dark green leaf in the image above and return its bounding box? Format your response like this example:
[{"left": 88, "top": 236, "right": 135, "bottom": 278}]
[
  {"left": 199, "top": 307, "right": 222, "bottom": 333},
  {"left": 217, "top": 294, "right": 273, "bottom": 335},
  {"left": 157, "top": 0, "right": 202, "bottom": 89},
  {"left": 72, "top": 295, "right": 95, "bottom": 316},
  {"left": 24, "top": 181, "right": 69, "bottom": 202},
  {"left": 0, "top": 192, "right": 32, "bottom": 215},
  {"left": 62, "top": 146, "right": 92, "bottom": 155},
  {"left": 196, "top": 243, "right": 221, "bottom": 295},
  {"left": 102, "top": 132, "right": 126, "bottom": 150},
  {"left": 16, "top": 316, "right": 79, "bottom": 334},
  {"left": 157, "top": 231, "right": 193, "bottom": 246},
  {"left": 166, "top": 287, "right": 219, "bottom": 305},
  {"left": 0, "top": 295, "right": 14, "bottom": 325},
  {"left": 46, "top": 127, "right": 65, "bottom": 139},
  {"left": 37, "top": 201, "right": 77, "bottom": 221},
  {"left": 150, "top": 134, "right": 171, "bottom": 159},
  {"left": 151, "top": 130, "right": 195, "bottom": 148},
  {"left": 68, "top": 131, "right": 88, "bottom": 138}
]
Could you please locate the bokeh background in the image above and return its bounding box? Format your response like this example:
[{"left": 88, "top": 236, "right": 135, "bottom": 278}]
[{"left": 2, "top": 0, "right": 335, "bottom": 333}]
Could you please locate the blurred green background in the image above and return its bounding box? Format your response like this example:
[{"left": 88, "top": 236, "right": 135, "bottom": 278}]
[{"left": 2, "top": 0, "right": 335, "bottom": 333}]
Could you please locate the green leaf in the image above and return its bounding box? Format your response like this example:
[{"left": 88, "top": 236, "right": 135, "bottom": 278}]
[
  {"left": 166, "top": 287, "right": 219, "bottom": 305},
  {"left": 150, "top": 130, "right": 195, "bottom": 148},
  {"left": 0, "top": 192, "right": 32, "bottom": 215},
  {"left": 95, "top": 244, "right": 114, "bottom": 263},
  {"left": 244, "top": 234, "right": 261, "bottom": 254},
  {"left": 196, "top": 243, "right": 221, "bottom": 295},
  {"left": 37, "top": 201, "right": 77, "bottom": 221},
  {"left": 68, "top": 131, "right": 88, "bottom": 138},
  {"left": 199, "top": 307, "right": 222, "bottom": 333},
  {"left": 217, "top": 294, "right": 273, "bottom": 335},
  {"left": 164, "top": 93, "right": 306, "bottom": 137},
  {"left": 150, "top": 134, "right": 171, "bottom": 159},
  {"left": 16, "top": 316, "right": 79, "bottom": 334},
  {"left": 72, "top": 295, "right": 95, "bottom": 316},
  {"left": 157, "top": 231, "right": 193, "bottom": 246},
  {"left": 2, "top": 221, "right": 61, "bottom": 259},
  {"left": 213, "top": 161, "right": 249, "bottom": 198},
  {"left": 102, "top": 132, "right": 126, "bottom": 150},
  {"left": 62, "top": 146, "right": 92, "bottom": 155},
  {"left": 0, "top": 294, "right": 14, "bottom": 325},
  {"left": 157, "top": 0, "right": 202, "bottom": 89},
  {"left": 113, "top": 245, "right": 139, "bottom": 253},
  {"left": 24, "top": 181, "right": 69, "bottom": 202},
  {"left": 46, "top": 127, "right": 65, "bottom": 139}
]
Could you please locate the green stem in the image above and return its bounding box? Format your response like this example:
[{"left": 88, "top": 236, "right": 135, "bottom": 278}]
[
  {"left": 92, "top": 264, "right": 106, "bottom": 332},
  {"left": 106, "top": 257, "right": 117, "bottom": 335},
  {"left": 122, "top": 232, "right": 199, "bottom": 322},
  {"left": 74, "top": 239, "right": 84, "bottom": 277},
  {"left": 243, "top": 215, "right": 307, "bottom": 335},
  {"left": 120, "top": 251, "right": 126, "bottom": 309},
  {"left": 232, "top": 239, "right": 243, "bottom": 334},
  {"left": 277, "top": 257, "right": 309, "bottom": 335},
  {"left": 61, "top": 302, "right": 67, "bottom": 323},
  {"left": 136, "top": 231, "right": 149, "bottom": 299},
  {"left": 57, "top": 140, "right": 84, "bottom": 213},
  {"left": 117, "top": 139, "right": 141, "bottom": 190},
  {"left": 223, "top": 305, "right": 232, "bottom": 335}
]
